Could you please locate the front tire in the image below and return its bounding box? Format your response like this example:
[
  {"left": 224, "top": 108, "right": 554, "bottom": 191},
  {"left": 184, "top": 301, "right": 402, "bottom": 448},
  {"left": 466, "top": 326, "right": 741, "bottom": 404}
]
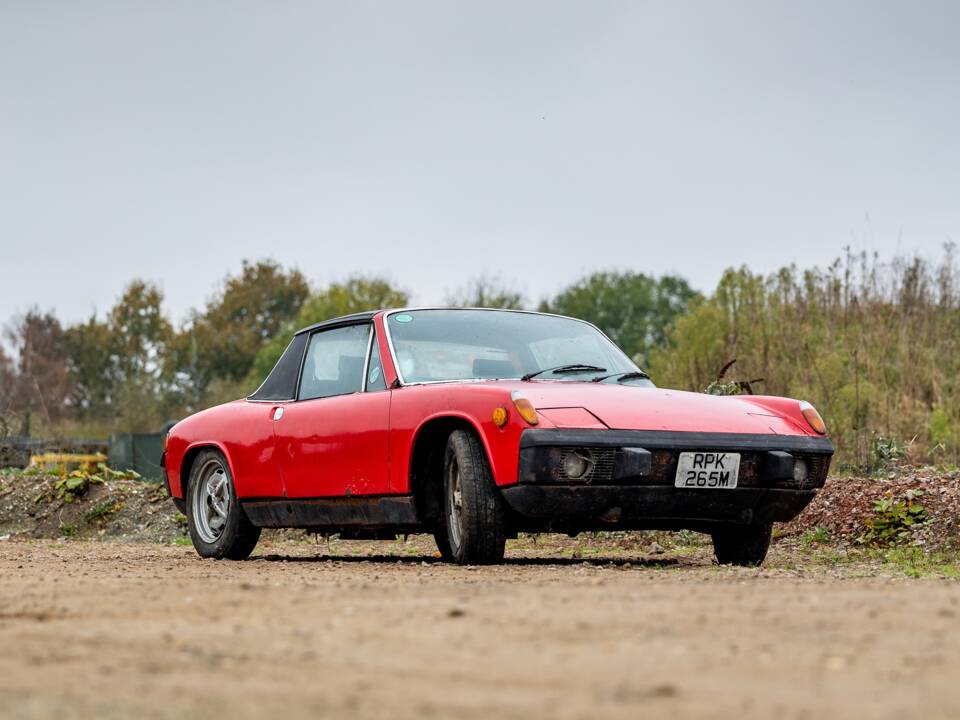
[
  {"left": 711, "top": 523, "right": 773, "bottom": 566},
  {"left": 437, "top": 430, "right": 506, "bottom": 565},
  {"left": 185, "top": 450, "right": 261, "bottom": 560}
]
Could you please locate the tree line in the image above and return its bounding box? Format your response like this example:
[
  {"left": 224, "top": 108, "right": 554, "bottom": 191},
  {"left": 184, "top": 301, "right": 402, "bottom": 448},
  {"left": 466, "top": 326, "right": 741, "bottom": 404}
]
[
  {"left": 0, "top": 261, "right": 697, "bottom": 438},
  {"left": 2, "top": 248, "right": 958, "bottom": 467}
]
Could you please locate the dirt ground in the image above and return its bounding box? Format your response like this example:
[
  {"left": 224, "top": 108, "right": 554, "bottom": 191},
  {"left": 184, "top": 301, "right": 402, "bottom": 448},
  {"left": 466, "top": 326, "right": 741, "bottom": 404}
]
[
  {"left": 0, "top": 471, "right": 184, "bottom": 543},
  {"left": 2, "top": 537, "right": 959, "bottom": 720},
  {"left": 2, "top": 467, "right": 959, "bottom": 718}
]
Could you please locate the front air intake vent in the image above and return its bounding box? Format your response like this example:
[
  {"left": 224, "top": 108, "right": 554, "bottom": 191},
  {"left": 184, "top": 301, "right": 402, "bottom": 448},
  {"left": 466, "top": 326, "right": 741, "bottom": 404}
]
[{"left": 552, "top": 447, "right": 618, "bottom": 483}]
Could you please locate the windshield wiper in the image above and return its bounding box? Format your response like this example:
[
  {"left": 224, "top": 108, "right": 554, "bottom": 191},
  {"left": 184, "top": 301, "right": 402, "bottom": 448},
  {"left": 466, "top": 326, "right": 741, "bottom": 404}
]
[
  {"left": 521, "top": 364, "right": 607, "bottom": 381},
  {"left": 591, "top": 371, "right": 650, "bottom": 383}
]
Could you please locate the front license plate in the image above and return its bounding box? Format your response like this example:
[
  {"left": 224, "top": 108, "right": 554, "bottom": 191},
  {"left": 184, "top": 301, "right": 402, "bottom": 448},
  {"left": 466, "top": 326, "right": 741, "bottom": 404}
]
[{"left": 674, "top": 452, "right": 740, "bottom": 489}]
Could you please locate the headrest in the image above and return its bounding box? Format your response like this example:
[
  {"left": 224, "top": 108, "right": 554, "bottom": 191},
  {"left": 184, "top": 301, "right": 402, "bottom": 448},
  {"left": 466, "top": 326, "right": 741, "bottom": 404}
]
[
  {"left": 472, "top": 358, "right": 516, "bottom": 379},
  {"left": 338, "top": 355, "right": 365, "bottom": 382}
]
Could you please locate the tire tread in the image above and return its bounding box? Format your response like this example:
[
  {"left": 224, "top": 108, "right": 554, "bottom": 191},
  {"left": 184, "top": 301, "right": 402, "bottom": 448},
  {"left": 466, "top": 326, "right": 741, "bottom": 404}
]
[
  {"left": 445, "top": 429, "right": 506, "bottom": 565},
  {"left": 186, "top": 449, "right": 261, "bottom": 561},
  {"left": 711, "top": 523, "right": 773, "bottom": 566}
]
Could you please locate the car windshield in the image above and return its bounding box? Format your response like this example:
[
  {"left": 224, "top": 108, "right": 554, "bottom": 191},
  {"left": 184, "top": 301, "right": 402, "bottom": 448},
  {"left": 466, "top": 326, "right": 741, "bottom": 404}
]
[{"left": 386, "top": 309, "right": 653, "bottom": 385}]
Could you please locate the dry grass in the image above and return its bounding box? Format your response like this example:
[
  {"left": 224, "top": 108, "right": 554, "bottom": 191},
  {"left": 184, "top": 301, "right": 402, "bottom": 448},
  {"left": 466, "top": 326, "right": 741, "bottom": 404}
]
[{"left": 650, "top": 246, "right": 960, "bottom": 466}]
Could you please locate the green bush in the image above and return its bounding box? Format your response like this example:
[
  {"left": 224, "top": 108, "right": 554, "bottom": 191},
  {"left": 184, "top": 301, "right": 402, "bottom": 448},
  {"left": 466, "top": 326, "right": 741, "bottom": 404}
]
[
  {"left": 870, "top": 434, "right": 908, "bottom": 472},
  {"left": 860, "top": 490, "right": 928, "bottom": 546},
  {"left": 929, "top": 407, "right": 959, "bottom": 460},
  {"left": 85, "top": 498, "right": 124, "bottom": 523}
]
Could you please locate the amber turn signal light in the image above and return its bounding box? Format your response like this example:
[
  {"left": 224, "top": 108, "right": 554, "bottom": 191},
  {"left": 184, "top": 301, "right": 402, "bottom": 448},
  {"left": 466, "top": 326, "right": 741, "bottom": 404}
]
[
  {"left": 799, "top": 400, "right": 826, "bottom": 435},
  {"left": 492, "top": 406, "right": 508, "bottom": 427},
  {"left": 511, "top": 391, "right": 538, "bottom": 426}
]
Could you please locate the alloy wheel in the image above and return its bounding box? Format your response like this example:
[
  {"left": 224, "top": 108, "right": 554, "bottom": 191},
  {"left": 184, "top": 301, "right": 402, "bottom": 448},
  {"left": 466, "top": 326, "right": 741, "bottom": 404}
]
[{"left": 192, "top": 460, "right": 230, "bottom": 543}]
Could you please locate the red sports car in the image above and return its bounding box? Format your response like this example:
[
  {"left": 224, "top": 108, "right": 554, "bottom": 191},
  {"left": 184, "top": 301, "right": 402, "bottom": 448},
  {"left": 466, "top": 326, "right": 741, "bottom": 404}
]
[{"left": 163, "top": 308, "right": 833, "bottom": 566}]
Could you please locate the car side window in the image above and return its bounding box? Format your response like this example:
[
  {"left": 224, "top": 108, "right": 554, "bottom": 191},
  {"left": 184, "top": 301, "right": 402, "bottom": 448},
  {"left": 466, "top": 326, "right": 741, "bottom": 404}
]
[
  {"left": 299, "top": 324, "right": 370, "bottom": 401},
  {"left": 365, "top": 328, "right": 387, "bottom": 392}
]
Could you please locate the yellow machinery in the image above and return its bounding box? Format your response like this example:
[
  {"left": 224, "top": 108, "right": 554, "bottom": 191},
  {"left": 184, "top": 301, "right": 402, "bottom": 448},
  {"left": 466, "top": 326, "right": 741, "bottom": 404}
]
[{"left": 28, "top": 453, "right": 108, "bottom": 476}]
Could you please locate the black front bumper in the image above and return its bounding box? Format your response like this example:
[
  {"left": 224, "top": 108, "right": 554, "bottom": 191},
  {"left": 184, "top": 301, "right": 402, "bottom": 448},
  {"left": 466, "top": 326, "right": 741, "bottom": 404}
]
[
  {"left": 505, "top": 428, "right": 833, "bottom": 532},
  {"left": 502, "top": 485, "right": 816, "bottom": 532}
]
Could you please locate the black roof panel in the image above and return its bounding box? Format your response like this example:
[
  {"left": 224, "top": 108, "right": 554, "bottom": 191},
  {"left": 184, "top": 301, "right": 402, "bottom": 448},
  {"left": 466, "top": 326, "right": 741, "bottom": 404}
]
[{"left": 294, "top": 310, "right": 380, "bottom": 336}]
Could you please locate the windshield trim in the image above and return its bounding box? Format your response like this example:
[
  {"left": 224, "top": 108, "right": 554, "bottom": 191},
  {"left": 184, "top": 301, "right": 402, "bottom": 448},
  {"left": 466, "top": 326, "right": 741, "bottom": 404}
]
[{"left": 381, "top": 307, "right": 638, "bottom": 387}]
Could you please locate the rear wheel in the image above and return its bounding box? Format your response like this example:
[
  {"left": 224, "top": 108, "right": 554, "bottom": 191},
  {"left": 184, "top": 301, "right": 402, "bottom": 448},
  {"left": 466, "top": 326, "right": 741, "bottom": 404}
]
[
  {"left": 435, "top": 430, "right": 506, "bottom": 565},
  {"left": 186, "top": 450, "right": 261, "bottom": 560},
  {"left": 711, "top": 523, "right": 773, "bottom": 566}
]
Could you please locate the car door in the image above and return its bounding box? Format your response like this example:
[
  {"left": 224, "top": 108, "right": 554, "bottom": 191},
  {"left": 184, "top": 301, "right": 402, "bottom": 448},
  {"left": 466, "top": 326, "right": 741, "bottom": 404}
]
[
  {"left": 230, "top": 331, "right": 309, "bottom": 498},
  {"left": 274, "top": 322, "right": 392, "bottom": 498},
  {"left": 224, "top": 400, "right": 289, "bottom": 498}
]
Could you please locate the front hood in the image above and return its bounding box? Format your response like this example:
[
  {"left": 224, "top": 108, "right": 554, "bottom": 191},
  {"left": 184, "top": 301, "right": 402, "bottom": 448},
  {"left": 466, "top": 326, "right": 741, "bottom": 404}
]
[{"left": 495, "top": 381, "right": 813, "bottom": 436}]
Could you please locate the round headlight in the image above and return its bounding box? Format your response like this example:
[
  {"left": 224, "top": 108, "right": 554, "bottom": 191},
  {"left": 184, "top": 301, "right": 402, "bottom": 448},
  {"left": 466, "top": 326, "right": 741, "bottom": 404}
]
[
  {"left": 799, "top": 401, "right": 827, "bottom": 435},
  {"left": 562, "top": 450, "right": 593, "bottom": 479},
  {"left": 793, "top": 458, "right": 808, "bottom": 485}
]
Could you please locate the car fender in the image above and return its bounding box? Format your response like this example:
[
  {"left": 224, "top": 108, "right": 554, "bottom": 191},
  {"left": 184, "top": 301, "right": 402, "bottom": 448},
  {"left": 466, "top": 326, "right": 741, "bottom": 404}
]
[
  {"left": 737, "top": 395, "right": 818, "bottom": 435},
  {"left": 400, "top": 394, "right": 554, "bottom": 492},
  {"left": 174, "top": 439, "right": 239, "bottom": 500},
  {"left": 408, "top": 409, "right": 495, "bottom": 476}
]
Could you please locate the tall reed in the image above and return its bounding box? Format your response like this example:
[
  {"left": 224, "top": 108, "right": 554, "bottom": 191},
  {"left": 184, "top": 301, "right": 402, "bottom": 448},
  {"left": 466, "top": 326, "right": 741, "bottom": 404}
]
[{"left": 649, "top": 246, "right": 960, "bottom": 467}]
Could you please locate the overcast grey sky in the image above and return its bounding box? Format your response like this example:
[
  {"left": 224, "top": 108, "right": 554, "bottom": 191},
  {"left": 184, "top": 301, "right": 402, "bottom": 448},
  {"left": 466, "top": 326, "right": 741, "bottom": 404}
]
[{"left": 1, "top": 1, "right": 957, "bottom": 326}]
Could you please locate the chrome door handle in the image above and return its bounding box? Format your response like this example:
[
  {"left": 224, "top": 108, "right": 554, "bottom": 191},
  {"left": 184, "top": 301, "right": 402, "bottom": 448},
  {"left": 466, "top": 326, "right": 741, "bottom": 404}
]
[{"left": 272, "top": 407, "right": 284, "bottom": 421}]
